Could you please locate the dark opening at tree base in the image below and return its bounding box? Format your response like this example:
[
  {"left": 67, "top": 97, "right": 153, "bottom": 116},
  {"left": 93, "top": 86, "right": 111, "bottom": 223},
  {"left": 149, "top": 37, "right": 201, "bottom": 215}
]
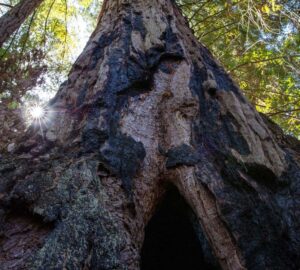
[{"left": 140, "top": 186, "right": 218, "bottom": 270}]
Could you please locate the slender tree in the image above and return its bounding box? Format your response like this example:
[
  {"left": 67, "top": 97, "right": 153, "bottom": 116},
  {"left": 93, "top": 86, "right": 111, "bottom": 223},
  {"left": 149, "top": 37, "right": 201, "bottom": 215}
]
[
  {"left": 0, "top": 0, "right": 44, "bottom": 47},
  {"left": 0, "top": 0, "right": 300, "bottom": 269}
]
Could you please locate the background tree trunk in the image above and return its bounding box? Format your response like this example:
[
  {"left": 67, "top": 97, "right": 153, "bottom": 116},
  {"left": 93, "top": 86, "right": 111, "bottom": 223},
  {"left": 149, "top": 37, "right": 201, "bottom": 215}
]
[
  {"left": 1, "top": 0, "right": 300, "bottom": 269},
  {"left": 0, "top": 0, "right": 43, "bottom": 47}
]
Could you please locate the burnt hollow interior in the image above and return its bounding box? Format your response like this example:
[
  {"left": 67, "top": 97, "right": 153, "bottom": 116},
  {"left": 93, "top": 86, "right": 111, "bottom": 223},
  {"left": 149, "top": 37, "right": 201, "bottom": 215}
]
[{"left": 141, "top": 186, "right": 218, "bottom": 270}]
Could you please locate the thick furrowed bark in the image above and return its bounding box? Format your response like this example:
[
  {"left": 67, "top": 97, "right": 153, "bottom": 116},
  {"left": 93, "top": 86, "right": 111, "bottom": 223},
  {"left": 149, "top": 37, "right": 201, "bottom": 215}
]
[
  {"left": 0, "top": 0, "right": 43, "bottom": 47},
  {"left": 0, "top": 0, "right": 300, "bottom": 269}
]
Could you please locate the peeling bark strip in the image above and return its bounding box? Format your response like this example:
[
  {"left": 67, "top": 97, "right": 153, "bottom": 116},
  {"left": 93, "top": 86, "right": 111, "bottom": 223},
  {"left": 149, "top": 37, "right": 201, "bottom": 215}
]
[
  {"left": 0, "top": 0, "right": 43, "bottom": 47},
  {"left": 1, "top": 0, "right": 300, "bottom": 269}
]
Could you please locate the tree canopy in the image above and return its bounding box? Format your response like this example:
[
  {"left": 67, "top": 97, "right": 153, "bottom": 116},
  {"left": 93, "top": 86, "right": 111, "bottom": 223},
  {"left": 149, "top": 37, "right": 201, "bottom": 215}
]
[
  {"left": 0, "top": 0, "right": 299, "bottom": 138},
  {"left": 179, "top": 0, "right": 300, "bottom": 136}
]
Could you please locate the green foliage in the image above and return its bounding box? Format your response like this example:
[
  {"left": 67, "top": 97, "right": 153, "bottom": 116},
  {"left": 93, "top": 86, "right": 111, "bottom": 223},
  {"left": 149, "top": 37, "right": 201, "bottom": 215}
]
[
  {"left": 0, "top": 0, "right": 100, "bottom": 103},
  {"left": 178, "top": 0, "right": 300, "bottom": 137}
]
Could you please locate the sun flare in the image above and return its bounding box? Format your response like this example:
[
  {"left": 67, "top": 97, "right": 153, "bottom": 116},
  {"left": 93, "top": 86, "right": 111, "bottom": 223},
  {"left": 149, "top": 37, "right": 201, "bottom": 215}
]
[
  {"left": 22, "top": 103, "right": 56, "bottom": 137},
  {"left": 23, "top": 103, "right": 53, "bottom": 130},
  {"left": 30, "top": 105, "right": 45, "bottom": 120}
]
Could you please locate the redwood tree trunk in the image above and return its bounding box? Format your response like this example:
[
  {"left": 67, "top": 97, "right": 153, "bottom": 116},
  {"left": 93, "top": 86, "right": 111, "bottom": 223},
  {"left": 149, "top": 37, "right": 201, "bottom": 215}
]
[
  {"left": 0, "top": 0, "right": 43, "bottom": 47},
  {"left": 1, "top": 0, "right": 300, "bottom": 269}
]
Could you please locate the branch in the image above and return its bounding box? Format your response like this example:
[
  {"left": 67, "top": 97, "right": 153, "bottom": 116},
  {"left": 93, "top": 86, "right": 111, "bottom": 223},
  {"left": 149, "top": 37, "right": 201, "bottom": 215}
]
[
  {"left": 0, "top": 3, "right": 13, "bottom": 8},
  {"left": 20, "top": 10, "right": 37, "bottom": 55},
  {"left": 198, "top": 21, "right": 238, "bottom": 39},
  {"left": 178, "top": 1, "right": 206, "bottom": 8},
  {"left": 188, "top": 0, "right": 212, "bottom": 22},
  {"left": 267, "top": 108, "right": 300, "bottom": 117},
  {"left": 229, "top": 55, "right": 300, "bottom": 72},
  {"left": 62, "top": 0, "right": 68, "bottom": 59},
  {"left": 43, "top": 0, "right": 56, "bottom": 45}
]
